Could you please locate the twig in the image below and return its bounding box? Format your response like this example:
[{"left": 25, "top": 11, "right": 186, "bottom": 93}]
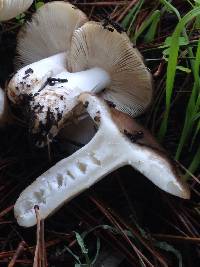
[
  {"left": 33, "top": 205, "right": 41, "bottom": 267},
  {"left": 116, "top": 0, "right": 139, "bottom": 22},
  {"left": 90, "top": 196, "right": 154, "bottom": 267},
  {"left": 0, "top": 205, "right": 14, "bottom": 219},
  {"left": 8, "top": 241, "right": 26, "bottom": 267},
  {"left": 77, "top": 1, "right": 130, "bottom": 6},
  {"left": 152, "top": 234, "right": 200, "bottom": 243}
]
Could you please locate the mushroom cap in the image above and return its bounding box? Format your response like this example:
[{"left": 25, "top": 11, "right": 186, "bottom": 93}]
[
  {"left": 16, "top": 1, "right": 88, "bottom": 68},
  {"left": 0, "top": 0, "right": 33, "bottom": 21},
  {"left": 68, "top": 21, "right": 153, "bottom": 117}
]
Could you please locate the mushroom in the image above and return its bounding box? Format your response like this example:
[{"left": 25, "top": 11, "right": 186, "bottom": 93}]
[
  {"left": 7, "top": 20, "right": 152, "bottom": 145},
  {"left": 0, "top": 0, "right": 35, "bottom": 123},
  {"left": 0, "top": 0, "right": 33, "bottom": 21},
  {"left": 14, "top": 93, "right": 190, "bottom": 227},
  {"left": 0, "top": 1, "right": 88, "bottom": 126}
]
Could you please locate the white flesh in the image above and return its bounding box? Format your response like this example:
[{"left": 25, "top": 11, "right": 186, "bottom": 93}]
[
  {"left": 7, "top": 53, "right": 67, "bottom": 103},
  {"left": 58, "top": 67, "right": 110, "bottom": 93},
  {"left": 14, "top": 94, "right": 189, "bottom": 227},
  {"left": 8, "top": 52, "right": 110, "bottom": 104}
]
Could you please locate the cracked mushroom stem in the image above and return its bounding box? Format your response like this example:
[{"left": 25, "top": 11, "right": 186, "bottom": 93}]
[
  {"left": 0, "top": 0, "right": 33, "bottom": 21},
  {"left": 14, "top": 93, "right": 190, "bottom": 227}
]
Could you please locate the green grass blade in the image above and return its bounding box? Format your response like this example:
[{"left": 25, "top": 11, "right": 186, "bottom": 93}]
[
  {"left": 191, "top": 118, "right": 200, "bottom": 146},
  {"left": 158, "top": 6, "right": 200, "bottom": 141},
  {"left": 144, "top": 10, "right": 161, "bottom": 43},
  {"left": 175, "top": 37, "right": 200, "bottom": 159},
  {"left": 160, "top": 0, "right": 181, "bottom": 20},
  {"left": 185, "top": 145, "right": 200, "bottom": 179},
  {"left": 74, "top": 231, "right": 91, "bottom": 265},
  {"left": 91, "top": 237, "right": 101, "bottom": 265},
  {"left": 121, "top": 0, "right": 144, "bottom": 33},
  {"left": 133, "top": 10, "right": 161, "bottom": 43}
]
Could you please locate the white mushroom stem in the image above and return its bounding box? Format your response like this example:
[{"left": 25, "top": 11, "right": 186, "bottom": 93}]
[
  {"left": 14, "top": 93, "right": 190, "bottom": 228},
  {"left": 8, "top": 52, "right": 110, "bottom": 104},
  {"left": 60, "top": 68, "right": 110, "bottom": 93}
]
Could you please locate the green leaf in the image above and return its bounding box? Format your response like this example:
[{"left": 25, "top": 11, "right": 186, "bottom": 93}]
[
  {"left": 162, "top": 47, "right": 170, "bottom": 57},
  {"left": 186, "top": 145, "right": 200, "bottom": 178},
  {"left": 133, "top": 9, "right": 160, "bottom": 43},
  {"left": 158, "top": 6, "right": 200, "bottom": 140},
  {"left": 176, "top": 65, "right": 191, "bottom": 73},
  {"left": 91, "top": 237, "right": 101, "bottom": 265},
  {"left": 176, "top": 37, "right": 200, "bottom": 160},
  {"left": 74, "top": 231, "right": 91, "bottom": 265},
  {"left": 162, "top": 36, "right": 189, "bottom": 48},
  {"left": 121, "top": 0, "right": 144, "bottom": 31},
  {"left": 155, "top": 241, "right": 183, "bottom": 267},
  {"left": 35, "top": 1, "right": 44, "bottom": 10},
  {"left": 143, "top": 10, "right": 161, "bottom": 43},
  {"left": 74, "top": 232, "right": 88, "bottom": 255},
  {"left": 160, "top": 0, "right": 181, "bottom": 20}
]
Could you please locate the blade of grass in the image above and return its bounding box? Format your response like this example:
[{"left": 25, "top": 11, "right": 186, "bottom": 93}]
[
  {"left": 74, "top": 231, "right": 91, "bottom": 266},
  {"left": 144, "top": 10, "right": 160, "bottom": 43},
  {"left": 158, "top": 6, "right": 200, "bottom": 140},
  {"left": 185, "top": 145, "right": 200, "bottom": 179},
  {"left": 160, "top": 0, "right": 181, "bottom": 19},
  {"left": 121, "top": 0, "right": 144, "bottom": 36},
  {"left": 121, "top": 2, "right": 139, "bottom": 28},
  {"left": 175, "top": 37, "right": 200, "bottom": 159},
  {"left": 191, "top": 115, "right": 200, "bottom": 145},
  {"left": 133, "top": 10, "right": 161, "bottom": 44}
]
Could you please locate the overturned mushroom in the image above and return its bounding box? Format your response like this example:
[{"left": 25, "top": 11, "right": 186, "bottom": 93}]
[
  {"left": 0, "top": 0, "right": 33, "bottom": 21},
  {"left": 1, "top": 1, "right": 87, "bottom": 127},
  {"left": 7, "top": 20, "right": 152, "bottom": 144},
  {"left": 14, "top": 93, "right": 190, "bottom": 227}
]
